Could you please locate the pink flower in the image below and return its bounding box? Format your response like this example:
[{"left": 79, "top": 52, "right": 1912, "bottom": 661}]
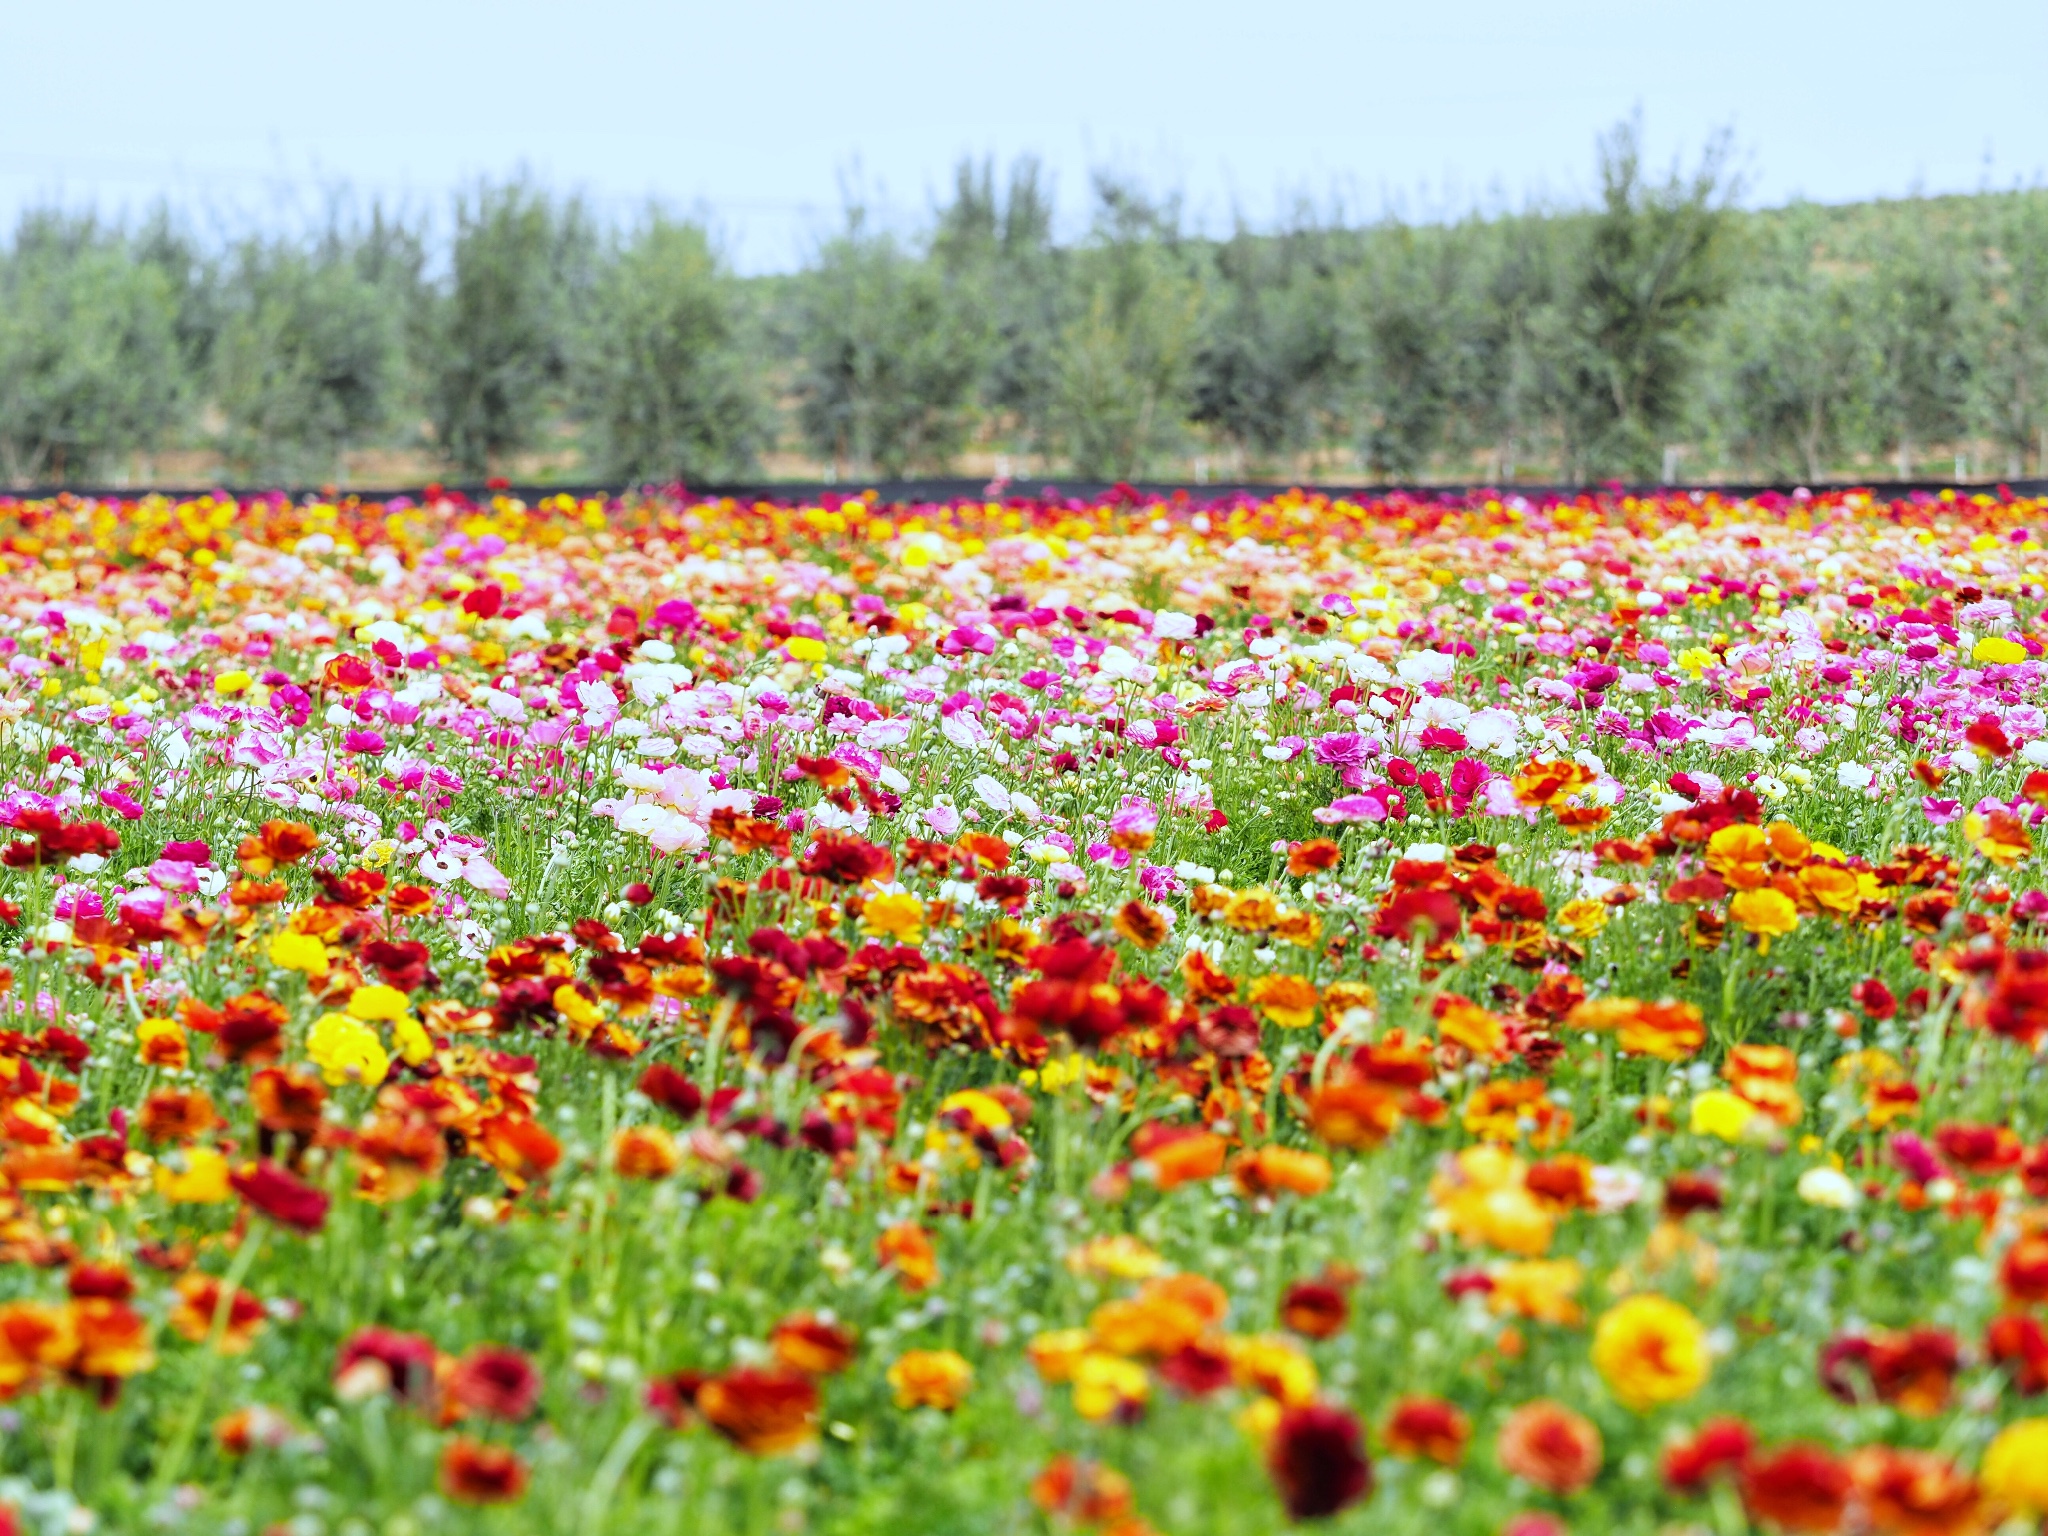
[
  {"left": 341, "top": 730, "right": 387, "bottom": 755},
  {"left": 144, "top": 858, "right": 199, "bottom": 893}
]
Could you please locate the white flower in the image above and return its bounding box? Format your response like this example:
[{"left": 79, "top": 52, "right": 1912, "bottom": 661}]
[
  {"left": 1590, "top": 1165, "right": 1646, "bottom": 1213},
  {"left": 1396, "top": 650, "right": 1456, "bottom": 685},
  {"left": 1835, "top": 762, "right": 1874, "bottom": 789},
  {"left": 1796, "top": 1166, "right": 1859, "bottom": 1210}
]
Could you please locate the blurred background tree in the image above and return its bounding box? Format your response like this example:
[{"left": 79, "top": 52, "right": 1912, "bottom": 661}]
[
  {"left": 210, "top": 217, "right": 413, "bottom": 483},
  {"left": 790, "top": 206, "right": 986, "bottom": 478},
  {"left": 0, "top": 212, "right": 185, "bottom": 484},
  {"left": 1050, "top": 177, "right": 1205, "bottom": 479},
  {"left": 430, "top": 178, "right": 594, "bottom": 476},
  {"left": 4, "top": 120, "right": 2047, "bottom": 487},
  {"left": 576, "top": 216, "right": 766, "bottom": 483}
]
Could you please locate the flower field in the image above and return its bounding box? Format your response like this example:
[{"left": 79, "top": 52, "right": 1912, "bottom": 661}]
[{"left": 2, "top": 482, "right": 2048, "bottom": 1533}]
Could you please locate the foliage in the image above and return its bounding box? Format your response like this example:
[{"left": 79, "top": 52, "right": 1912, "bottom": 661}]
[
  {"left": 577, "top": 217, "right": 767, "bottom": 484},
  {"left": 0, "top": 214, "right": 185, "bottom": 485},
  {"left": 211, "top": 240, "right": 407, "bottom": 483},
  {"left": 430, "top": 179, "right": 595, "bottom": 476},
  {"left": 791, "top": 210, "right": 987, "bottom": 477}
]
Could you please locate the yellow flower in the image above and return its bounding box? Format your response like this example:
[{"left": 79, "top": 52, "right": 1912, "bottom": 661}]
[
  {"left": 214, "top": 670, "right": 252, "bottom": 695},
  {"left": 267, "top": 929, "right": 329, "bottom": 976},
  {"left": 1689, "top": 1089, "right": 1759, "bottom": 1142},
  {"left": 1070, "top": 1352, "right": 1150, "bottom": 1420},
  {"left": 552, "top": 984, "right": 603, "bottom": 1032},
  {"left": 1554, "top": 898, "right": 1609, "bottom": 939},
  {"left": 391, "top": 1013, "right": 434, "bottom": 1066},
  {"left": 1026, "top": 1329, "right": 1094, "bottom": 1383},
  {"left": 1227, "top": 1335, "right": 1319, "bottom": 1406},
  {"left": 1248, "top": 973, "right": 1319, "bottom": 1029},
  {"left": 887, "top": 1349, "right": 974, "bottom": 1410},
  {"left": 784, "top": 636, "right": 826, "bottom": 663},
  {"left": 135, "top": 1016, "right": 189, "bottom": 1070},
  {"left": 1983, "top": 1419, "right": 2048, "bottom": 1513},
  {"left": 1974, "top": 636, "right": 2028, "bottom": 666},
  {"left": 306, "top": 1012, "right": 391, "bottom": 1088},
  {"left": 345, "top": 984, "right": 411, "bottom": 1021},
  {"left": 860, "top": 891, "right": 925, "bottom": 943},
  {"left": 156, "top": 1147, "right": 232, "bottom": 1203},
  {"left": 1490, "top": 1259, "right": 1585, "bottom": 1325},
  {"left": 1965, "top": 809, "right": 2032, "bottom": 868},
  {"left": 1729, "top": 887, "right": 1798, "bottom": 950},
  {"left": 1592, "top": 1294, "right": 1709, "bottom": 1410},
  {"left": 1064, "top": 1234, "right": 1165, "bottom": 1281}
]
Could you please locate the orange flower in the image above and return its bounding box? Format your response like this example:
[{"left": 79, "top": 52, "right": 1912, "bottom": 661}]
[
  {"left": 214, "top": 1404, "right": 292, "bottom": 1457},
  {"left": 1463, "top": 1079, "right": 1574, "bottom": 1149},
  {"left": 1740, "top": 1444, "right": 1849, "bottom": 1533},
  {"left": 1112, "top": 900, "right": 1170, "bottom": 950},
  {"left": 68, "top": 1295, "right": 154, "bottom": 1383},
  {"left": 697, "top": 1367, "right": 820, "bottom": 1455},
  {"left": 887, "top": 1348, "right": 973, "bottom": 1410},
  {"left": 1497, "top": 1399, "right": 1602, "bottom": 1495},
  {"left": 0, "top": 1301, "right": 75, "bottom": 1397},
  {"left": 137, "top": 1088, "right": 218, "bottom": 1145},
  {"left": 1286, "top": 839, "right": 1343, "bottom": 877},
  {"left": 1965, "top": 809, "right": 2031, "bottom": 868},
  {"left": 611, "top": 1125, "right": 681, "bottom": 1180},
  {"left": 1727, "top": 1044, "right": 1804, "bottom": 1126},
  {"left": 1382, "top": 1395, "right": 1470, "bottom": 1465},
  {"left": 1436, "top": 995, "right": 1508, "bottom": 1058},
  {"left": 1231, "top": 1146, "right": 1332, "bottom": 1198},
  {"left": 438, "top": 1437, "right": 528, "bottom": 1504},
  {"left": 1031, "top": 1455, "right": 1136, "bottom": 1523},
  {"left": 1490, "top": 1260, "right": 1585, "bottom": 1326},
  {"left": 236, "top": 820, "right": 319, "bottom": 875},
  {"left": 1306, "top": 1081, "right": 1403, "bottom": 1149},
  {"left": 170, "top": 1275, "right": 267, "bottom": 1353},
  {"left": 1249, "top": 973, "right": 1319, "bottom": 1028},
  {"left": 1280, "top": 1280, "right": 1350, "bottom": 1340},
  {"left": 771, "top": 1314, "right": 858, "bottom": 1377},
  {"left": 1848, "top": 1447, "right": 1982, "bottom": 1536},
  {"left": 1705, "top": 824, "right": 1771, "bottom": 889},
  {"left": 1569, "top": 997, "right": 1705, "bottom": 1062},
  {"left": 250, "top": 1068, "right": 327, "bottom": 1138},
  {"left": 876, "top": 1223, "right": 939, "bottom": 1292},
  {"left": 1512, "top": 760, "right": 1595, "bottom": 808},
  {"left": 1136, "top": 1129, "right": 1226, "bottom": 1190},
  {"left": 470, "top": 1113, "right": 562, "bottom": 1193}
]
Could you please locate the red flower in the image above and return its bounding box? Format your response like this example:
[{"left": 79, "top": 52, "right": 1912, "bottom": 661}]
[
  {"left": 438, "top": 1436, "right": 528, "bottom": 1504},
  {"left": 797, "top": 832, "right": 893, "bottom": 886},
  {"left": 1381, "top": 1395, "right": 1471, "bottom": 1465},
  {"left": 637, "top": 1063, "right": 704, "bottom": 1121},
  {"left": 229, "top": 1159, "right": 330, "bottom": 1234},
  {"left": 1008, "top": 940, "right": 1160, "bottom": 1051},
  {"left": 1741, "top": 1444, "right": 1849, "bottom": 1533},
  {"left": 1663, "top": 1417, "right": 1755, "bottom": 1493},
  {"left": 335, "top": 1326, "right": 438, "bottom": 1404},
  {"left": 1267, "top": 1402, "right": 1372, "bottom": 1520},
  {"left": 1279, "top": 1281, "right": 1350, "bottom": 1340},
  {"left": 1982, "top": 949, "right": 2048, "bottom": 1046},
  {"left": 1987, "top": 1312, "right": 2048, "bottom": 1394},
  {"left": 1156, "top": 1340, "right": 1234, "bottom": 1397},
  {"left": 448, "top": 1345, "right": 541, "bottom": 1421}
]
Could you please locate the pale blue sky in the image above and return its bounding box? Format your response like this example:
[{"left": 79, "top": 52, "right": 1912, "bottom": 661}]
[{"left": 4, "top": 0, "right": 2044, "bottom": 270}]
